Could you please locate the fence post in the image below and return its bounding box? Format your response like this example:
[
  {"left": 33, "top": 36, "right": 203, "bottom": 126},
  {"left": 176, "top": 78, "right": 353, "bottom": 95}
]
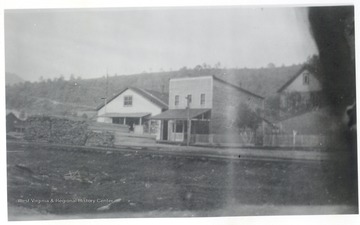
[
  {"left": 209, "top": 134, "right": 214, "bottom": 144},
  {"left": 301, "top": 135, "right": 304, "bottom": 147},
  {"left": 292, "top": 130, "right": 297, "bottom": 148}
]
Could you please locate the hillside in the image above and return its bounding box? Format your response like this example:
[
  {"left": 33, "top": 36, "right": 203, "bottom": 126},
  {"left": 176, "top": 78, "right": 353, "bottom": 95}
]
[
  {"left": 5, "top": 65, "right": 303, "bottom": 116},
  {"left": 5, "top": 72, "right": 25, "bottom": 86}
]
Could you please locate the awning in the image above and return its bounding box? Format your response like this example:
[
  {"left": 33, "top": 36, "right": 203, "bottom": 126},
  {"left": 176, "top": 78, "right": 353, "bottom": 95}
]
[
  {"left": 98, "top": 112, "right": 151, "bottom": 118},
  {"left": 151, "top": 108, "right": 210, "bottom": 120}
]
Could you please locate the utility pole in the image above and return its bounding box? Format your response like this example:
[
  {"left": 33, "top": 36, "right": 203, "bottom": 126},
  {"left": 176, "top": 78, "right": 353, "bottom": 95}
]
[
  {"left": 262, "top": 99, "right": 265, "bottom": 146},
  {"left": 186, "top": 95, "right": 191, "bottom": 146},
  {"left": 104, "top": 69, "right": 109, "bottom": 113},
  {"left": 100, "top": 70, "right": 109, "bottom": 115}
]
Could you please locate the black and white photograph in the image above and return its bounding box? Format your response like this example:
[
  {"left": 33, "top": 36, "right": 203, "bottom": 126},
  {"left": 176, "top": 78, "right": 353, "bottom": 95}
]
[{"left": 2, "top": 1, "right": 359, "bottom": 223}]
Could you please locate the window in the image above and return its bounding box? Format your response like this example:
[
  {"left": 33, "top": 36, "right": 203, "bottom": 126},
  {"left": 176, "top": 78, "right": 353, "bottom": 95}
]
[
  {"left": 200, "top": 93, "right": 205, "bottom": 105},
  {"left": 113, "top": 117, "right": 125, "bottom": 124},
  {"left": 124, "top": 95, "right": 133, "bottom": 106},
  {"left": 175, "top": 95, "right": 179, "bottom": 106},
  {"left": 186, "top": 94, "right": 192, "bottom": 106},
  {"left": 303, "top": 73, "right": 310, "bottom": 85},
  {"left": 173, "top": 121, "right": 184, "bottom": 133}
]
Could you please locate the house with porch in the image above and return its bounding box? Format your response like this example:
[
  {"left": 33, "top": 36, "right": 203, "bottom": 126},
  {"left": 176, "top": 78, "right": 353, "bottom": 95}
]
[
  {"left": 151, "top": 76, "right": 264, "bottom": 144},
  {"left": 96, "top": 87, "right": 168, "bottom": 140}
]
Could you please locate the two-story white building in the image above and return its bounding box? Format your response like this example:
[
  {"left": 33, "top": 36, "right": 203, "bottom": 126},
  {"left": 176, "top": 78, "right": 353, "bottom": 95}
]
[{"left": 96, "top": 87, "right": 168, "bottom": 140}]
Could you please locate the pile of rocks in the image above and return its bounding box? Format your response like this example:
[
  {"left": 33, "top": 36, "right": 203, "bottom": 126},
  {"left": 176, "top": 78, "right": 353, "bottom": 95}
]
[
  {"left": 24, "top": 116, "right": 88, "bottom": 145},
  {"left": 24, "top": 116, "right": 114, "bottom": 147},
  {"left": 24, "top": 116, "right": 52, "bottom": 143},
  {"left": 85, "top": 131, "right": 115, "bottom": 148}
]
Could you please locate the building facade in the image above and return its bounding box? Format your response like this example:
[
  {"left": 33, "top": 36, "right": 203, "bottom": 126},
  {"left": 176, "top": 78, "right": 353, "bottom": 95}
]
[
  {"left": 151, "top": 76, "right": 264, "bottom": 143},
  {"left": 96, "top": 87, "right": 168, "bottom": 140}
]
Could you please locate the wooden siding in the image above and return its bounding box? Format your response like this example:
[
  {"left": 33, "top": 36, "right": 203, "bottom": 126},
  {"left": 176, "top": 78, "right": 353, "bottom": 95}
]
[
  {"left": 211, "top": 79, "right": 263, "bottom": 134},
  {"left": 281, "top": 70, "right": 322, "bottom": 93},
  {"left": 169, "top": 76, "right": 213, "bottom": 109}
]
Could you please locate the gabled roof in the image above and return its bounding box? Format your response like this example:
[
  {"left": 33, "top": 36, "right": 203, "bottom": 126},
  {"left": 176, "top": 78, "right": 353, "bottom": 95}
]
[
  {"left": 6, "top": 112, "right": 21, "bottom": 121},
  {"left": 277, "top": 66, "right": 309, "bottom": 93},
  {"left": 213, "top": 76, "right": 264, "bottom": 99},
  {"left": 96, "top": 87, "right": 168, "bottom": 111},
  {"left": 131, "top": 87, "right": 168, "bottom": 109}
]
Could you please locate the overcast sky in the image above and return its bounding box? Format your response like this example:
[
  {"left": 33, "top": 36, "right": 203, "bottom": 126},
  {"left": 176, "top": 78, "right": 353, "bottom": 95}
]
[{"left": 5, "top": 6, "right": 318, "bottom": 81}]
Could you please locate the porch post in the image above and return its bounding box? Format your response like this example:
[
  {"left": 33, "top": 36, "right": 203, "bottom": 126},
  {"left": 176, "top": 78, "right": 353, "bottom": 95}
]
[
  {"left": 139, "top": 117, "right": 142, "bottom": 125},
  {"left": 124, "top": 117, "right": 126, "bottom": 125},
  {"left": 182, "top": 120, "right": 185, "bottom": 142},
  {"left": 186, "top": 95, "right": 191, "bottom": 146},
  {"left": 188, "top": 119, "right": 192, "bottom": 144},
  {"left": 160, "top": 120, "right": 163, "bottom": 140},
  {"left": 174, "top": 120, "right": 177, "bottom": 141}
]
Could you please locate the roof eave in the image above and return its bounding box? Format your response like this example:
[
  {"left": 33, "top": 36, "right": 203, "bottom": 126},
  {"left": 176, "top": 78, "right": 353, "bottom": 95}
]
[
  {"left": 131, "top": 87, "right": 168, "bottom": 109},
  {"left": 96, "top": 87, "right": 129, "bottom": 111},
  {"left": 213, "top": 75, "right": 264, "bottom": 99},
  {"left": 96, "top": 87, "right": 168, "bottom": 111},
  {"left": 277, "top": 66, "right": 307, "bottom": 93}
]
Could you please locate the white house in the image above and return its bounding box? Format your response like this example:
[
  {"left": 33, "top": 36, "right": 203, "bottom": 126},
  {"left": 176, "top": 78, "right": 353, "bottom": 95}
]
[
  {"left": 277, "top": 67, "right": 322, "bottom": 110},
  {"left": 96, "top": 87, "right": 168, "bottom": 140},
  {"left": 277, "top": 67, "right": 322, "bottom": 93}
]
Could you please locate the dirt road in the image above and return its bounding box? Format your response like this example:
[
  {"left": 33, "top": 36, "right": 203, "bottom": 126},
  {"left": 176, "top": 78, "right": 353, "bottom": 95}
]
[{"left": 6, "top": 142, "right": 358, "bottom": 220}]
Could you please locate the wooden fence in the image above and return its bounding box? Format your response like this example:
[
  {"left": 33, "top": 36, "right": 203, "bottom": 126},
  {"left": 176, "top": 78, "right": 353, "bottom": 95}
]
[
  {"left": 192, "top": 133, "right": 328, "bottom": 147},
  {"left": 263, "top": 134, "right": 327, "bottom": 147},
  {"left": 192, "top": 133, "right": 255, "bottom": 146}
]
